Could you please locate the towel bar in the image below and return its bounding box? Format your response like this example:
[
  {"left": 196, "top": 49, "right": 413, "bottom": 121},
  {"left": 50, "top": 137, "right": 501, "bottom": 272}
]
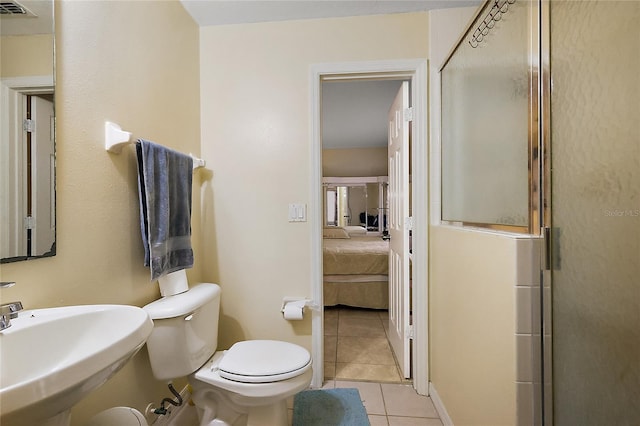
[{"left": 105, "top": 121, "right": 206, "bottom": 170}]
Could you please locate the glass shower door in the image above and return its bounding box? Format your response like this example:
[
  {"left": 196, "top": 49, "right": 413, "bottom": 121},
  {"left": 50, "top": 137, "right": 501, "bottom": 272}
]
[{"left": 549, "top": 1, "right": 640, "bottom": 424}]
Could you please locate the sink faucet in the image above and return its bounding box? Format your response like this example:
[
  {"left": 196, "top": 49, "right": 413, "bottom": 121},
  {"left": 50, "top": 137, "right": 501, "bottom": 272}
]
[{"left": 0, "top": 301, "right": 24, "bottom": 331}]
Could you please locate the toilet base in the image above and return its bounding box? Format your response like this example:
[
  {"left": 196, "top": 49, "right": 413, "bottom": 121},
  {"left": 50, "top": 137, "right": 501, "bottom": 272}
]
[
  {"left": 189, "top": 367, "right": 312, "bottom": 426},
  {"left": 192, "top": 397, "right": 288, "bottom": 426},
  {"left": 191, "top": 385, "right": 289, "bottom": 426},
  {"left": 246, "top": 401, "right": 288, "bottom": 426}
]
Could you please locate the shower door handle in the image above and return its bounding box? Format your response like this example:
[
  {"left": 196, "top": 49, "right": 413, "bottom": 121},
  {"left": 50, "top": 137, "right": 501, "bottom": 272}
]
[{"left": 544, "top": 227, "right": 561, "bottom": 271}]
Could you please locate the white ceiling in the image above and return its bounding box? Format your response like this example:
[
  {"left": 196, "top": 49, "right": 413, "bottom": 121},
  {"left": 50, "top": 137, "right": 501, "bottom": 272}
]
[
  {"left": 180, "top": 0, "right": 480, "bottom": 27},
  {"left": 322, "top": 80, "right": 405, "bottom": 149}
]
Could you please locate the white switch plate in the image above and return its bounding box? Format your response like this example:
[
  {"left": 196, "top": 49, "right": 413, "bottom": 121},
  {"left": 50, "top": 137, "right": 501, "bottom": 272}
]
[{"left": 288, "top": 203, "right": 307, "bottom": 222}]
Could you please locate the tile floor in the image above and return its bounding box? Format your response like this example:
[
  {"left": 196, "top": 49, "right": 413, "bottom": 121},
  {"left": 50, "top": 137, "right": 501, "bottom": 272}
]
[
  {"left": 306, "top": 380, "right": 444, "bottom": 426},
  {"left": 324, "top": 305, "right": 405, "bottom": 383},
  {"left": 175, "top": 383, "right": 444, "bottom": 426},
  {"left": 315, "top": 306, "right": 442, "bottom": 425}
]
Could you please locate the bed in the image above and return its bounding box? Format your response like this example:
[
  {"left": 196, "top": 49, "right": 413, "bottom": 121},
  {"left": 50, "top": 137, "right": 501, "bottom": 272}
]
[{"left": 323, "top": 227, "right": 389, "bottom": 309}]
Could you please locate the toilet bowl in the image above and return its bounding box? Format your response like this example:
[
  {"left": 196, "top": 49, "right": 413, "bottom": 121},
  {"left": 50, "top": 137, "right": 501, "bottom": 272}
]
[
  {"left": 143, "top": 281, "right": 312, "bottom": 426},
  {"left": 191, "top": 348, "right": 312, "bottom": 426}
]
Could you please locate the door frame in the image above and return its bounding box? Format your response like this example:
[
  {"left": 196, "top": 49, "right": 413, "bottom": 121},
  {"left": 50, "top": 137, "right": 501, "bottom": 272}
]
[{"left": 309, "top": 59, "right": 429, "bottom": 395}]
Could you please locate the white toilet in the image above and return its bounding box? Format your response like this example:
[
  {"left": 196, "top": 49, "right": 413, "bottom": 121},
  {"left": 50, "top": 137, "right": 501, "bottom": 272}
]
[{"left": 143, "top": 283, "right": 312, "bottom": 426}]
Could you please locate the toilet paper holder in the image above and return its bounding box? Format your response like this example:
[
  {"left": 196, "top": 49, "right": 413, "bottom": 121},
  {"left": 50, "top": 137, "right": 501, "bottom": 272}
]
[{"left": 281, "top": 298, "right": 320, "bottom": 315}]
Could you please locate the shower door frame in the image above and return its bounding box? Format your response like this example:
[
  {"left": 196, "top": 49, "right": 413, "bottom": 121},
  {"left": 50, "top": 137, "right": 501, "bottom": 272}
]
[{"left": 540, "top": 1, "right": 552, "bottom": 424}]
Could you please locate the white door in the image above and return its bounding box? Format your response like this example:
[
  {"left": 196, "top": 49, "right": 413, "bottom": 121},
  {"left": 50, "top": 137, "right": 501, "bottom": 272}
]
[
  {"left": 387, "top": 81, "right": 411, "bottom": 378},
  {"left": 30, "top": 95, "right": 55, "bottom": 256}
]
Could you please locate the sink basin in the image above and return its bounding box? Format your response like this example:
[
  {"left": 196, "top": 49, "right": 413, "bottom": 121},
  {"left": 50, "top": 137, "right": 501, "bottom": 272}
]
[{"left": 0, "top": 304, "right": 153, "bottom": 426}]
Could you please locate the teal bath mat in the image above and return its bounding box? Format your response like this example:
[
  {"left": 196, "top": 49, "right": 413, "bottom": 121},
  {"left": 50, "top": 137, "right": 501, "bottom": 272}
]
[{"left": 293, "top": 388, "right": 370, "bottom": 426}]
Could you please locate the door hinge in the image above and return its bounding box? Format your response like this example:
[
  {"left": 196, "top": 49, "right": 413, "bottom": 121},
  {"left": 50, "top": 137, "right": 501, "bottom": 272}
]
[
  {"left": 24, "top": 216, "right": 35, "bottom": 230},
  {"left": 406, "top": 324, "right": 414, "bottom": 340},
  {"left": 403, "top": 107, "right": 414, "bottom": 122},
  {"left": 405, "top": 216, "right": 414, "bottom": 231},
  {"left": 23, "top": 119, "right": 35, "bottom": 133}
]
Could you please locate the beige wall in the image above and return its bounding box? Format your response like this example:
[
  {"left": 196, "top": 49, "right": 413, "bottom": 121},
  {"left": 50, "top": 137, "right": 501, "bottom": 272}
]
[
  {"left": 199, "top": 13, "right": 428, "bottom": 350},
  {"left": 429, "top": 226, "right": 518, "bottom": 425},
  {"left": 0, "top": 1, "right": 200, "bottom": 424},
  {"left": 0, "top": 34, "right": 54, "bottom": 78},
  {"left": 323, "top": 147, "right": 388, "bottom": 177}
]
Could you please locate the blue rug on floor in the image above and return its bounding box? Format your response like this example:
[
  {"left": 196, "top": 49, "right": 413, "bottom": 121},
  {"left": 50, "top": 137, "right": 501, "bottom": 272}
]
[{"left": 293, "top": 388, "right": 370, "bottom": 426}]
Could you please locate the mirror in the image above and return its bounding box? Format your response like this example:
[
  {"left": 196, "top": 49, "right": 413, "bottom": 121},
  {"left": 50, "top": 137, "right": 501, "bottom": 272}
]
[
  {"left": 1, "top": 0, "right": 55, "bottom": 263},
  {"left": 323, "top": 179, "right": 388, "bottom": 234},
  {"left": 325, "top": 184, "right": 368, "bottom": 228}
]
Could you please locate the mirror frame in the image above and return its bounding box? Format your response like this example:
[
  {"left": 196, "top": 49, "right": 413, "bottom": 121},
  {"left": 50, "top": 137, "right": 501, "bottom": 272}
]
[{"left": 0, "top": 1, "right": 56, "bottom": 263}]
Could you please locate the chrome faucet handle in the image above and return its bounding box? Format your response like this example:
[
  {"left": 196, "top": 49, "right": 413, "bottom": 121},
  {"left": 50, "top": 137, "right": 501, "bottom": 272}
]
[
  {"left": 1, "top": 301, "right": 23, "bottom": 319},
  {"left": 0, "top": 301, "right": 24, "bottom": 330},
  {"left": 0, "top": 302, "right": 24, "bottom": 318},
  {"left": 0, "top": 314, "right": 10, "bottom": 330}
]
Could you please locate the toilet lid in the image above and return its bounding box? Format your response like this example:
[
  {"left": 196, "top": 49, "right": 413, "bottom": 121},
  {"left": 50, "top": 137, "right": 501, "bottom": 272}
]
[{"left": 218, "top": 340, "right": 312, "bottom": 383}]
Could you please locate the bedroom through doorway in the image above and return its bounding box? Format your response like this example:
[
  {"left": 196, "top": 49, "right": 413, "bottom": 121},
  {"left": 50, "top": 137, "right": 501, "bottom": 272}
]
[{"left": 320, "top": 78, "right": 411, "bottom": 384}]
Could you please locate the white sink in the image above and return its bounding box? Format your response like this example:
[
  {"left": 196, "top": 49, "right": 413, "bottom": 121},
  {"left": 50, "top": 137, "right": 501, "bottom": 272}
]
[{"left": 0, "top": 304, "right": 153, "bottom": 426}]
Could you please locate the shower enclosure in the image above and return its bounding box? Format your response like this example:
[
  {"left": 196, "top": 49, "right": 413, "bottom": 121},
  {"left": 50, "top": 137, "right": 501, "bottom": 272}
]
[{"left": 441, "top": 0, "right": 639, "bottom": 423}]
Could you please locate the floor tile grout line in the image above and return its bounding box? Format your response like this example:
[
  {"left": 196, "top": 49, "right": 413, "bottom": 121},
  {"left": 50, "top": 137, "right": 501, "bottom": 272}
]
[{"left": 379, "top": 382, "right": 389, "bottom": 417}]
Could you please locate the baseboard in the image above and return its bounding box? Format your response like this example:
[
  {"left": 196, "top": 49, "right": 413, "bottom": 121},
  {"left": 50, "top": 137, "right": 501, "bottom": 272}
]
[
  {"left": 429, "top": 382, "right": 453, "bottom": 426},
  {"left": 151, "top": 385, "right": 194, "bottom": 426}
]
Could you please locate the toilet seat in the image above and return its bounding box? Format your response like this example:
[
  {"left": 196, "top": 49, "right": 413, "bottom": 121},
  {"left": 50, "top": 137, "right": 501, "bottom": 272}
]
[{"left": 217, "top": 340, "right": 312, "bottom": 383}]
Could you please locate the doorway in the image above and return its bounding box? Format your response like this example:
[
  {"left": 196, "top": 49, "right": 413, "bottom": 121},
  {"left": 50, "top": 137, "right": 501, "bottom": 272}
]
[{"left": 309, "top": 60, "right": 429, "bottom": 395}]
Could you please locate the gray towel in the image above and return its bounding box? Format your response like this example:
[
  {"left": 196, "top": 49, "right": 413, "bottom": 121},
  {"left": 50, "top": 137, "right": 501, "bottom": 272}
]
[{"left": 136, "top": 139, "right": 193, "bottom": 280}]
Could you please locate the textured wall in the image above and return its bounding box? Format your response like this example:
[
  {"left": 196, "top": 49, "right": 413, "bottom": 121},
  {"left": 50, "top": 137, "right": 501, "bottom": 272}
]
[
  {"left": 430, "top": 225, "right": 518, "bottom": 425},
  {"left": 0, "top": 1, "right": 201, "bottom": 424},
  {"left": 0, "top": 34, "right": 53, "bottom": 77},
  {"left": 198, "top": 13, "right": 429, "bottom": 351}
]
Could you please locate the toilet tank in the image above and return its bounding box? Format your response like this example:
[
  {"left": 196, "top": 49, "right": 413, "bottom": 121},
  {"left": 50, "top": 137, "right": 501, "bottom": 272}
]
[{"left": 143, "top": 283, "right": 221, "bottom": 381}]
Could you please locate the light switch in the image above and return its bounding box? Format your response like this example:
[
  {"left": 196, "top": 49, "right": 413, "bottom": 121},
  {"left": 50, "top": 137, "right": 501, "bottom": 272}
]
[{"left": 288, "top": 203, "right": 306, "bottom": 222}]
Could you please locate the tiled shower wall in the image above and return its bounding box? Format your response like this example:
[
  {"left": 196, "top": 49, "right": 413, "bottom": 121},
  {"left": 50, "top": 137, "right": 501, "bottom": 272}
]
[{"left": 515, "top": 237, "right": 544, "bottom": 426}]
